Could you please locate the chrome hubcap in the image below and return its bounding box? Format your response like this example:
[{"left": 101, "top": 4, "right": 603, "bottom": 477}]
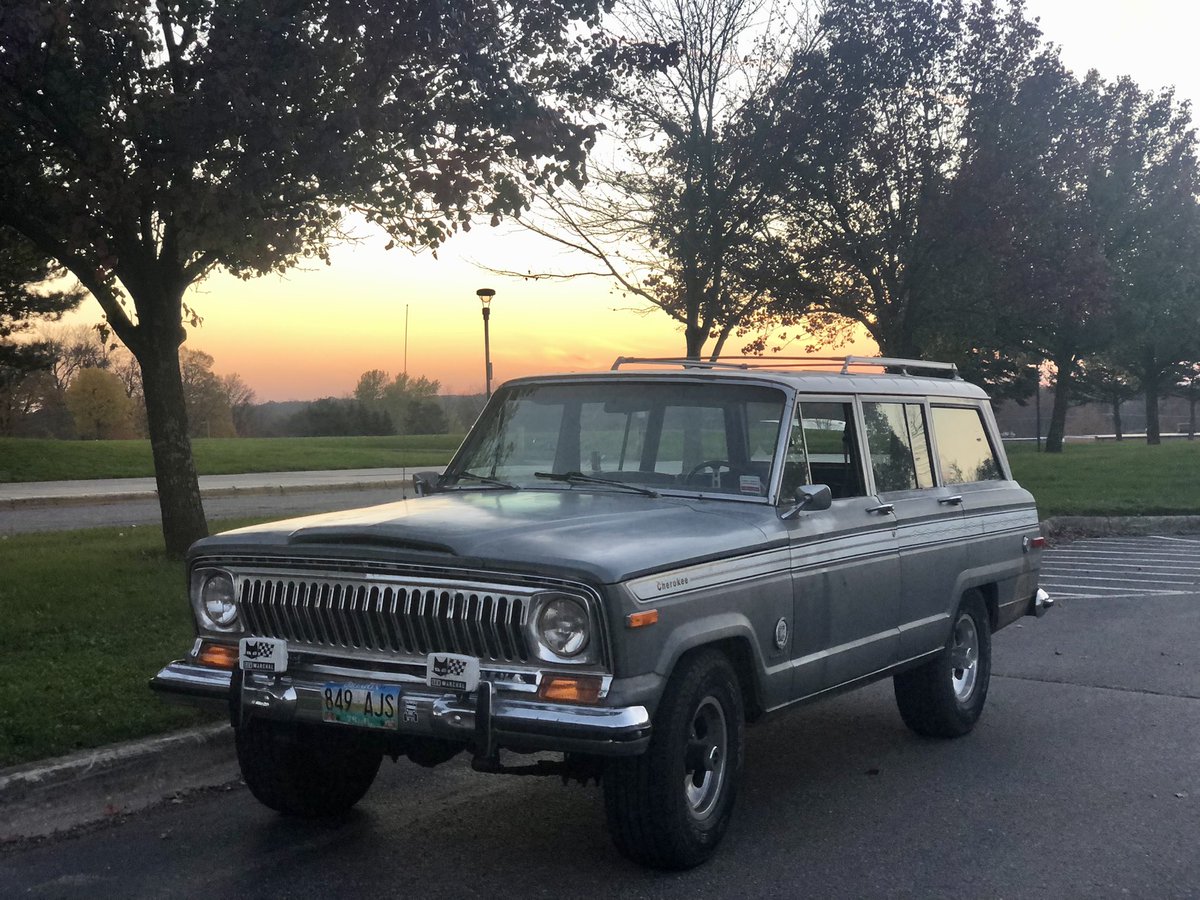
[
  {"left": 950, "top": 613, "right": 979, "bottom": 703},
  {"left": 683, "top": 696, "right": 727, "bottom": 819}
]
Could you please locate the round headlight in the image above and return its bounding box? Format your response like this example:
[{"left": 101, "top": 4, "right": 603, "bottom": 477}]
[
  {"left": 201, "top": 572, "right": 239, "bottom": 627},
  {"left": 537, "top": 596, "right": 590, "bottom": 657}
]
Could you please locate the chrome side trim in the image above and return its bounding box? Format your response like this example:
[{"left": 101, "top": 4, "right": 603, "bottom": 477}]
[{"left": 791, "top": 627, "right": 897, "bottom": 669}]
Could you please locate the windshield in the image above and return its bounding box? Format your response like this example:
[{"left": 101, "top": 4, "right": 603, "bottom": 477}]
[{"left": 446, "top": 380, "right": 787, "bottom": 499}]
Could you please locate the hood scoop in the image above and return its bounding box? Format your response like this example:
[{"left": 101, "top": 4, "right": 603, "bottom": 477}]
[{"left": 287, "top": 526, "right": 456, "bottom": 556}]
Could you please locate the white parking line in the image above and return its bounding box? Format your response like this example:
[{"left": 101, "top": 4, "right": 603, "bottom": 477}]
[{"left": 1040, "top": 535, "right": 1200, "bottom": 600}]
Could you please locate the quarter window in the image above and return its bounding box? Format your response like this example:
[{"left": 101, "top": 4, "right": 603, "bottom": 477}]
[
  {"left": 931, "top": 406, "right": 1003, "bottom": 484},
  {"left": 862, "top": 402, "right": 934, "bottom": 492}
]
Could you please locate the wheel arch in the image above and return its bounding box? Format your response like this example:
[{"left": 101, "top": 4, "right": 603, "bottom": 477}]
[{"left": 655, "top": 620, "right": 766, "bottom": 723}]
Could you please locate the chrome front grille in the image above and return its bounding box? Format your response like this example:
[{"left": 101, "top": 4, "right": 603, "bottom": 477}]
[{"left": 238, "top": 575, "right": 532, "bottom": 663}]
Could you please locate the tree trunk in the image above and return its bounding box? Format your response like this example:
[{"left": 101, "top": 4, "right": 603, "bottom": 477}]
[
  {"left": 1111, "top": 399, "right": 1123, "bottom": 441},
  {"left": 1144, "top": 377, "right": 1161, "bottom": 446},
  {"left": 1189, "top": 397, "right": 1196, "bottom": 440},
  {"left": 132, "top": 317, "right": 208, "bottom": 558},
  {"left": 685, "top": 322, "right": 706, "bottom": 360},
  {"left": 1044, "top": 362, "right": 1075, "bottom": 454}
]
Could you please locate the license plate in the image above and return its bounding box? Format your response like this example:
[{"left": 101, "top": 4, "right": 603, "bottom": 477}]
[
  {"left": 321, "top": 682, "right": 401, "bottom": 730},
  {"left": 426, "top": 653, "right": 480, "bottom": 693},
  {"left": 239, "top": 637, "right": 287, "bottom": 673}
]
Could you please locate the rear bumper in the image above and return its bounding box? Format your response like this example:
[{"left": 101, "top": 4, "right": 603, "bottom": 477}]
[
  {"left": 151, "top": 661, "right": 652, "bottom": 757},
  {"left": 1026, "top": 588, "right": 1054, "bottom": 617}
]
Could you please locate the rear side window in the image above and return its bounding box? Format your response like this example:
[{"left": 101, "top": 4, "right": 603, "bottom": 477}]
[
  {"left": 931, "top": 406, "right": 1003, "bottom": 484},
  {"left": 862, "top": 401, "right": 934, "bottom": 492}
]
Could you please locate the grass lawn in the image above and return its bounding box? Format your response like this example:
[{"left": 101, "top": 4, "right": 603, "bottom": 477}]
[
  {"left": 1006, "top": 439, "right": 1200, "bottom": 519},
  {"left": 0, "top": 522, "right": 266, "bottom": 769},
  {"left": 0, "top": 434, "right": 464, "bottom": 483}
]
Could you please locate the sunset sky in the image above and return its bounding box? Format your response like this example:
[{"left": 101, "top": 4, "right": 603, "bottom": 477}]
[{"left": 61, "top": 0, "right": 1200, "bottom": 402}]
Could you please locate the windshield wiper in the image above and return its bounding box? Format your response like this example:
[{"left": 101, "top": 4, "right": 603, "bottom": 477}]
[
  {"left": 450, "top": 471, "right": 520, "bottom": 490},
  {"left": 534, "top": 471, "right": 659, "bottom": 498}
]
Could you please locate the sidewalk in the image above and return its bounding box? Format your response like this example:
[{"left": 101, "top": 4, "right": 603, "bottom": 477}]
[{"left": 0, "top": 468, "right": 440, "bottom": 508}]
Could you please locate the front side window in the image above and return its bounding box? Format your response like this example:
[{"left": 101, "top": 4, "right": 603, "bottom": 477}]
[
  {"left": 931, "top": 406, "right": 1003, "bottom": 484},
  {"left": 449, "top": 381, "right": 787, "bottom": 498},
  {"left": 862, "top": 401, "right": 934, "bottom": 493},
  {"left": 783, "top": 401, "right": 866, "bottom": 500}
]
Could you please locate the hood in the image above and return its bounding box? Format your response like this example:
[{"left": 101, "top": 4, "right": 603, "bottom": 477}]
[{"left": 191, "top": 488, "right": 783, "bottom": 584}]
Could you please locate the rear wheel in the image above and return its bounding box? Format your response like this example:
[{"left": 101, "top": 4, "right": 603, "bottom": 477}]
[
  {"left": 235, "top": 719, "right": 383, "bottom": 817},
  {"left": 893, "top": 592, "right": 992, "bottom": 738},
  {"left": 603, "top": 649, "right": 744, "bottom": 870}
]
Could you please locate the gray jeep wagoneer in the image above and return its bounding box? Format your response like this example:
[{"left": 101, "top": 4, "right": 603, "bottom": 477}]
[{"left": 154, "top": 356, "right": 1051, "bottom": 869}]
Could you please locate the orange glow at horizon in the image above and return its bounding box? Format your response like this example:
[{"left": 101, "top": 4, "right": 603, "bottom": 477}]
[{"left": 62, "top": 222, "right": 877, "bottom": 402}]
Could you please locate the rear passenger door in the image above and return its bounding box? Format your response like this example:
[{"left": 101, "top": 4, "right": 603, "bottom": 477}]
[
  {"left": 860, "top": 400, "right": 968, "bottom": 661},
  {"left": 784, "top": 398, "right": 902, "bottom": 698}
]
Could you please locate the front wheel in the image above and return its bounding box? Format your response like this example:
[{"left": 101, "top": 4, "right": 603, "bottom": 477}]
[
  {"left": 235, "top": 719, "right": 383, "bottom": 817},
  {"left": 603, "top": 649, "right": 744, "bottom": 870},
  {"left": 893, "top": 592, "right": 992, "bottom": 738}
]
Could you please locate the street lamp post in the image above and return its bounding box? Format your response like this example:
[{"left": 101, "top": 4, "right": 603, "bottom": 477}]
[{"left": 477, "top": 288, "right": 495, "bottom": 399}]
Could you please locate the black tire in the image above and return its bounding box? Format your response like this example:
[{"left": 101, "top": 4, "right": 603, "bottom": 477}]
[
  {"left": 893, "top": 592, "right": 992, "bottom": 738},
  {"left": 235, "top": 719, "right": 383, "bottom": 817},
  {"left": 604, "top": 649, "right": 744, "bottom": 870}
]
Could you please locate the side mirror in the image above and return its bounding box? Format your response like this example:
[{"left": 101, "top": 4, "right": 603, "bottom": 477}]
[
  {"left": 781, "top": 484, "right": 832, "bottom": 520},
  {"left": 412, "top": 471, "right": 442, "bottom": 497}
]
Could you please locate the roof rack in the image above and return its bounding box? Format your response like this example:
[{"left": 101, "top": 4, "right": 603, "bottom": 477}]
[{"left": 610, "top": 355, "right": 960, "bottom": 379}]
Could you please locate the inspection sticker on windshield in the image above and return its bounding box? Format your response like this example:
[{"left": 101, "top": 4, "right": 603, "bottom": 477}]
[
  {"left": 426, "top": 653, "right": 480, "bottom": 693},
  {"left": 239, "top": 637, "right": 288, "bottom": 673}
]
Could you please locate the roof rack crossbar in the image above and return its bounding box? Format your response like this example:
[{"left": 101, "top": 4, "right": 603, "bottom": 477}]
[
  {"left": 839, "top": 356, "right": 959, "bottom": 378},
  {"left": 611, "top": 355, "right": 960, "bottom": 378}
]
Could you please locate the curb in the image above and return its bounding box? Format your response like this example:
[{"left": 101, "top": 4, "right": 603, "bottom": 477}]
[
  {"left": 2, "top": 478, "right": 414, "bottom": 511},
  {"left": 0, "top": 723, "right": 238, "bottom": 844},
  {"left": 1042, "top": 515, "right": 1200, "bottom": 542}
]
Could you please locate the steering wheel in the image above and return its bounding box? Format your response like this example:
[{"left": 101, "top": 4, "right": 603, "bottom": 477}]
[{"left": 685, "top": 460, "right": 733, "bottom": 486}]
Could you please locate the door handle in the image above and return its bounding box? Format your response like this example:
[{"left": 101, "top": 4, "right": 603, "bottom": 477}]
[
  {"left": 938, "top": 495, "right": 963, "bottom": 506},
  {"left": 866, "top": 503, "right": 894, "bottom": 515}
]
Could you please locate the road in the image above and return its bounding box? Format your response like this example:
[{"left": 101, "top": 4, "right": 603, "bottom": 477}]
[
  {"left": 2, "top": 537, "right": 1198, "bottom": 897},
  {"left": 0, "top": 469, "right": 429, "bottom": 534},
  {"left": 1, "top": 486, "right": 410, "bottom": 534}
]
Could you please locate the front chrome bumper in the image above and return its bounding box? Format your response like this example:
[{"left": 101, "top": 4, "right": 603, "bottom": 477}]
[{"left": 151, "top": 661, "right": 652, "bottom": 757}]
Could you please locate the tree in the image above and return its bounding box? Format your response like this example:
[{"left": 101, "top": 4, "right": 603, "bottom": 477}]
[
  {"left": 356, "top": 369, "right": 443, "bottom": 434},
  {"left": 286, "top": 398, "right": 394, "bottom": 437},
  {"left": 0, "top": 1, "right": 614, "bottom": 556},
  {"left": 39, "top": 323, "right": 114, "bottom": 391},
  {"left": 1074, "top": 358, "right": 1141, "bottom": 441},
  {"left": 1175, "top": 363, "right": 1200, "bottom": 440},
  {"left": 0, "top": 226, "right": 83, "bottom": 434},
  {"left": 768, "top": 0, "right": 1005, "bottom": 356},
  {"left": 1093, "top": 79, "right": 1200, "bottom": 445},
  {"left": 493, "top": 0, "right": 820, "bottom": 359},
  {"left": 179, "top": 348, "right": 234, "bottom": 438},
  {"left": 217, "top": 373, "right": 257, "bottom": 437},
  {"left": 64, "top": 367, "right": 135, "bottom": 439}
]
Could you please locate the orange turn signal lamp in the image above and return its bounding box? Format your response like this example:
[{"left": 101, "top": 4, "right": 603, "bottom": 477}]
[
  {"left": 537, "top": 674, "right": 603, "bottom": 704},
  {"left": 626, "top": 609, "right": 659, "bottom": 629},
  {"left": 197, "top": 640, "right": 239, "bottom": 670}
]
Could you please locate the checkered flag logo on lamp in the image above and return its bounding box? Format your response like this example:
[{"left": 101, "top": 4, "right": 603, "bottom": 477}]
[{"left": 432, "top": 657, "right": 466, "bottom": 677}]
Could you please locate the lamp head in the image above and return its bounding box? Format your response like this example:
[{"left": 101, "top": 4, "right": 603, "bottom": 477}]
[{"left": 476, "top": 288, "right": 496, "bottom": 307}]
